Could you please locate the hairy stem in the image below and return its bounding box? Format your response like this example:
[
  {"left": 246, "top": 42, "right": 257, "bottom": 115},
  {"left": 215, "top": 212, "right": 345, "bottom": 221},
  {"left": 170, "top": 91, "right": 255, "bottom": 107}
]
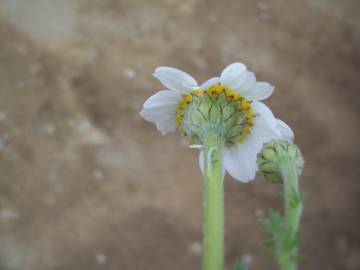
[
  {"left": 278, "top": 159, "right": 303, "bottom": 270},
  {"left": 203, "top": 131, "right": 225, "bottom": 270}
]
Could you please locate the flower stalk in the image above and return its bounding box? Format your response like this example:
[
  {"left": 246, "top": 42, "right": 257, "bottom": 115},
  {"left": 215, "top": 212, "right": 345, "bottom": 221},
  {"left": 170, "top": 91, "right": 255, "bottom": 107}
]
[
  {"left": 203, "top": 131, "right": 225, "bottom": 270},
  {"left": 257, "top": 141, "right": 304, "bottom": 270},
  {"left": 278, "top": 158, "right": 303, "bottom": 270}
]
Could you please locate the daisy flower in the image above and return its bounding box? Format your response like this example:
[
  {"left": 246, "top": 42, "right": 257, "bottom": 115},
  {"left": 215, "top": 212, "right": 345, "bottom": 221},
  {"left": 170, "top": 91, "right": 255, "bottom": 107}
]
[{"left": 140, "top": 63, "right": 293, "bottom": 182}]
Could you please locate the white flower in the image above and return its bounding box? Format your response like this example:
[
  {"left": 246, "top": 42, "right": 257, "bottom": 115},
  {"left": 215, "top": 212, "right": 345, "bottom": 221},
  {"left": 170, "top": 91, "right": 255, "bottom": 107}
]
[{"left": 140, "top": 63, "right": 294, "bottom": 182}]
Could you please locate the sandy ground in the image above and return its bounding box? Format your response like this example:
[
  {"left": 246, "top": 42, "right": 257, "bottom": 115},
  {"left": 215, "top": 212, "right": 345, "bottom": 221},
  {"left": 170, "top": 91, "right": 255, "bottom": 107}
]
[{"left": 0, "top": 0, "right": 359, "bottom": 269}]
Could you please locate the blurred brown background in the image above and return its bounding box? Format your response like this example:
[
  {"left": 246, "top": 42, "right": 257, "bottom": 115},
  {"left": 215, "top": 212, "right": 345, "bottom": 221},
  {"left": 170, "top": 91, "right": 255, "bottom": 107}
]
[{"left": 0, "top": 0, "right": 359, "bottom": 269}]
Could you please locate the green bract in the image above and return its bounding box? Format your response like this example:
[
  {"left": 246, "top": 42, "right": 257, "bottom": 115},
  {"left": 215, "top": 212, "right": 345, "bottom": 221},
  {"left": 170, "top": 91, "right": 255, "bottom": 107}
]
[{"left": 178, "top": 85, "right": 254, "bottom": 147}]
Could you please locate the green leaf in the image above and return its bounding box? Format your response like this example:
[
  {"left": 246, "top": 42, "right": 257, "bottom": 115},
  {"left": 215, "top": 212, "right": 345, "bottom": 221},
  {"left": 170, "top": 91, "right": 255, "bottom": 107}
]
[
  {"left": 291, "top": 253, "right": 308, "bottom": 263},
  {"left": 259, "top": 209, "right": 284, "bottom": 250},
  {"left": 231, "top": 260, "right": 249, "bottom": 270}
]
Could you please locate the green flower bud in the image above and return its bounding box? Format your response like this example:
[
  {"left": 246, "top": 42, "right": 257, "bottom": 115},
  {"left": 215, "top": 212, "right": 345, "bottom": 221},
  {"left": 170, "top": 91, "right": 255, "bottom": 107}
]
[{"left": 257, "top": 140, "right": 304, "bottom": 183}]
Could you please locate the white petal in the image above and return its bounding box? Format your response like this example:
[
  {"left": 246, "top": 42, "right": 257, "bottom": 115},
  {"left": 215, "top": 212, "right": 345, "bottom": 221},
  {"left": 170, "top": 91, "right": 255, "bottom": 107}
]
[
  {"left": 141, "top": 106, "right": 175, "bottom": 121},
  {"left": 153, "top": 67, "right": 198, "bottom": 93},
  {"left": 241, "top": 105, "right": 282, "bottom": 163},
  {"left": 220, "top": 63, "right": 248, "bottom": 90},
  {"left": 242, "top": 82, "right": 274, "bottom": 101},
  {"left": 143, "top": 90, "right": 182, "bottom": 108},
  {"left": 220, "top": 63, "right": 274, "bottom": 100},
  {"left": 223, "top": 141, "right": 258, "bottom": 183},
  {"left": 223, "top": 102, "right": 289, "bottom": 182},
  {"left": 276, "top": 119, "right": 294, "bottom": 142},
  {"left": 199, "top": 77, "right": 220, "bottom": 89},
  {"left": 223, "top": 70, "right": 259, "bottom": 97},
  {"left": 140, "top": 90, "right": 181, "bottom": 135},
  {"left": 155, "top": 115, "right": 178, "bottom": 135},
  {"left": 224, "top": 103, "right": 288, "bottom": 182},
  {"left": 237, "top": 72, "right": 256, "bottom": 93},
  {"left": 223, "top": 101, "right": 282, "bottom": 182},
  {"left": 252, "top": 101, "right": 281, "bottom": 138},
  {"left": 223, "top": 109, "right": 283, "bottom": 183}
]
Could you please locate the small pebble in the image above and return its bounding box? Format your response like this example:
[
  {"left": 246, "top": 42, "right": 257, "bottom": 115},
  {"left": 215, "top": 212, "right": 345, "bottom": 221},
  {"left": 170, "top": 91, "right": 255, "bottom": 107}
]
[
  {"left": 76, "top": 120, "right": 91, "bottom": 134},
  {"left": 179, "top": 137, "right": 190, "bottom": 147},
  {"left": 179, "top": 1, "right": 195, "bottom": 14},
  {"left": 17, "top": 81, "right": 26, "bottom": 89},
  {"left": 257, "top": 2, "right": 270, "bottom": 22},
  {"left": 124, "top": 68, "right": 136, "bottom": 79},
  {"left": 346, "top": 251, "right": 360, "bottom": 270},
  {"left": 188, "top": 241, "right": 202, "bottom": 255},
  {"left": 130, "top": 101, "right": 141, "bottom": 111},
  {"left": 95, "top": 253, "right": 107, "bottom": 265},
  {"left": 48, "top": 171, "right": 60, "bottom": 183},
  {"left": 118, "top": 100, "right": 128, "bottom": 110},
  {"left": 101, "top": 119, "right": 113, "bottom": 128},
  {"left": 93, "top": 169, "right": 104, "bottom": 181},
  {"left": 335, "top": 235, "right": 348, "bottom": 254},
  {"left": 14, "top": 43, "right": 29, "bottom": 54},
  {"left": 0, "top": 208, "right": 20, "bottom": 221},
  {"left": 0, "top": 138, "right": 6, "bottom": 151},
  {"left": 36, "top": 124, "right": 55, "bottom": 136},
  {"left": 208, "top": 13, "right": 218, "bottom": 23},
  {"left": 257, "top": 2, "right": 269, "bottom": 11},
  {"left": 44, "top": 124, "right": 55, "bottom": 135},
  {"left": 258, "top": 11, "right": 270, "bottom": 22},
  {"left": 242, "top": 253, "right": 253, "bottom": 264},
  {"left": 29, "top": 63, "right": 41, "bottom": 75},
  {"left": 44, "top": 194, "right": 57, "bottom": 206},
  {"left": 254, "top": 208, "right": 265, "bottom": 218},
  {"left": 0, "top": 112, "right": 6, "bottom": 121}
]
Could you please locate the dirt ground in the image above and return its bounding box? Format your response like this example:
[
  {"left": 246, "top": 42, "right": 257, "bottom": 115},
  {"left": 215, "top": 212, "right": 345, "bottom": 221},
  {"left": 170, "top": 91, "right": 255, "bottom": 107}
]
[{"left": 0, "top": 0, "right": 359, "bottom": 269}]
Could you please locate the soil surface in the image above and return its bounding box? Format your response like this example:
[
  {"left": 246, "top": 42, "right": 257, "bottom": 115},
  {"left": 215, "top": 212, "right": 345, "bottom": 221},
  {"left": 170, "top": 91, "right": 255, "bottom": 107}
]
[{"left": 0, "top": 0, "right": 359, "bottom": 269}]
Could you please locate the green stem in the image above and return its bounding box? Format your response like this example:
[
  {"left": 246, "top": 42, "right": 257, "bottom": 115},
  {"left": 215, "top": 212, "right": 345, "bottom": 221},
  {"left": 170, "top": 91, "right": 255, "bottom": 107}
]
[
  {"left": 278, "top": 159, "right": 303, "bottom": 270},
  {"left": 203, "top": 131, "right": 225, "bottom": 270}
]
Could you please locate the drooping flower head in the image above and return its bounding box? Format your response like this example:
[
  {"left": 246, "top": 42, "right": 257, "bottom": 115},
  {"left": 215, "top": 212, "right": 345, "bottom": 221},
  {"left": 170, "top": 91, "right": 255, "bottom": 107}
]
[{"left": 140, "top": 63, "right": 293, "bottom": 182}]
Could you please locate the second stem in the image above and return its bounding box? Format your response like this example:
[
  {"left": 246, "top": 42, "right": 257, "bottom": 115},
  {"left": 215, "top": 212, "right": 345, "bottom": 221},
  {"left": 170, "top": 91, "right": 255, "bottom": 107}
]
[{"left": 279, "top": 159, "right": 303, "bottom": 270}]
